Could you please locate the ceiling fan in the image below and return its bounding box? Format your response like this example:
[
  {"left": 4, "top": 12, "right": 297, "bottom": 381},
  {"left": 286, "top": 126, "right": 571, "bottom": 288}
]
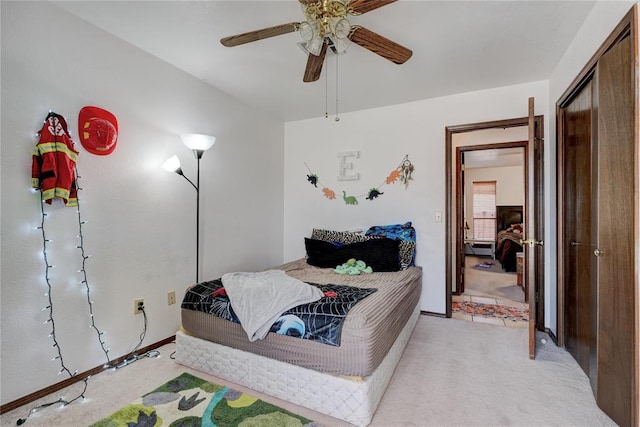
[{"left": 220, "top": 0, "right": 413, "bottom": 83}]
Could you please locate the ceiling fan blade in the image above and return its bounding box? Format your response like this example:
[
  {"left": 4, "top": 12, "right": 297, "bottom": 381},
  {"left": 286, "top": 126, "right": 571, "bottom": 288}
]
[
  {"left": 303, "top": 42, "right": 328, "bottom": 82},
  {"left": 349, "top": 26, "right": 412, "bottom": 64},
  {"left": 347, "top": 0, "right": 397, "bottom": 15},
  {"left": 220, "top": 22, "right": 300, "bottom": 47}
]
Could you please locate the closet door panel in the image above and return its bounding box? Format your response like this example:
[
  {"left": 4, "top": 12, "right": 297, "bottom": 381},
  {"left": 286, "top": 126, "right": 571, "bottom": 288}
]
[
  {"left": 561, "top": 81, "right": 594, "bottom": 387},
  {"left": 595, "top": 35, "right": 634, "bottom": 427}
]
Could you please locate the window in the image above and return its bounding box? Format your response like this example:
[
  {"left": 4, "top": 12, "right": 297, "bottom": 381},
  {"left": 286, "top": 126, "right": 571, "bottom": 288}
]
[{"left": 473, "top": 181, "right": 496, "bottom": 240}]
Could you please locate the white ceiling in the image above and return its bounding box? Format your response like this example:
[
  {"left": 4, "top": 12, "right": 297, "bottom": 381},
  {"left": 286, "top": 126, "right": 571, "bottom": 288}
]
[
  {"left": 465, "top": 147, "right": 524, "bottom": 169},
  {"left": 52, "top": 0, "right": 596, "bottom": 122}
]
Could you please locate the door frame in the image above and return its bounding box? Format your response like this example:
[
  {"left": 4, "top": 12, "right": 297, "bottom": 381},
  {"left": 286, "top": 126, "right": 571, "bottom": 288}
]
[
  {"left": 445, "top": 116, "right": 545, "bottom": 332},
  {"left": 455, "top": 141, "right": 527, "bottom": 296}
]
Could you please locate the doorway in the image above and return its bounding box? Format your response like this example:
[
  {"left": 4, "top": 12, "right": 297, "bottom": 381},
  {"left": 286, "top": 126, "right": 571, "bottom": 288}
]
[
  {"left": 455, "top": 144, "right": 528, "bottom": 327},
  {"left": 445, "top": 115, "right": 545, "bottom": 335}
]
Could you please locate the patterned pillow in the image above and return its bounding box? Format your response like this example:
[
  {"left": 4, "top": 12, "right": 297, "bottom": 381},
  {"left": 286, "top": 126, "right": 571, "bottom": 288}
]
[
  {"left": 310, "top": 229, "right": 370, "bottom": 245},
  {"left": 365, "top": 222, "right": 416, "bottom": 268},
  {"left": 397, "top": 241, "right": 416, "bottom": 270}
]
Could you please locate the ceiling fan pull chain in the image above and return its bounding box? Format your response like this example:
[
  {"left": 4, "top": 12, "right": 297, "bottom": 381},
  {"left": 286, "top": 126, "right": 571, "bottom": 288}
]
[
  {"left": 335, "top": 53, "right": 340, "bottom": 122},
  {"left": 325, "top": 55, "right": 329, "bottom": 119}
]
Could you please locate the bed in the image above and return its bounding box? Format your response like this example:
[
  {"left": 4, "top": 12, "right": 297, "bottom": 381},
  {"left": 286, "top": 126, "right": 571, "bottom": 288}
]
[
  {"left": 495, "top": 206, "right": 524, "bottom": 272},
  {"left": 175, "top": 225, "right": 421, "bottom": 426}
]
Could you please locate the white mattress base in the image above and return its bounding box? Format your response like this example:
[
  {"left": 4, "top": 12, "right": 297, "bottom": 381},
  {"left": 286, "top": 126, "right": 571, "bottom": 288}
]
[{"left": 175, "top": 304, "right": 420, "bottom": 426}]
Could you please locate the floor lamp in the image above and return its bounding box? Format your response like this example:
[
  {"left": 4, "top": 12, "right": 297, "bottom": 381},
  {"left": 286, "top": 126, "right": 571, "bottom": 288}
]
[{"left": 162, "top": 134, "right": 216, "bottom": 283}]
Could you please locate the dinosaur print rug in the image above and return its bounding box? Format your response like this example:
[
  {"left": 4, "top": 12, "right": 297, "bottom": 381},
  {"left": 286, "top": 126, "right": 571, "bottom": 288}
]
[{"left": 90, "top": 372, "right": 317, "bottom": 427}]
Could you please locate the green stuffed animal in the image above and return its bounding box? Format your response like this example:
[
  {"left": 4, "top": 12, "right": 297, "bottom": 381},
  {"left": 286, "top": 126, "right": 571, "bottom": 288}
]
[{"left": 334, "top": 258, "right": 373, "bottom": 275}]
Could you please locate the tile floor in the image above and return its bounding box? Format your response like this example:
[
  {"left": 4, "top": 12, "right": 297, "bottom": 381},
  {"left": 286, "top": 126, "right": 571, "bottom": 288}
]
[{"left": 452, "top": 293, "right": 529, "bottom": 328}]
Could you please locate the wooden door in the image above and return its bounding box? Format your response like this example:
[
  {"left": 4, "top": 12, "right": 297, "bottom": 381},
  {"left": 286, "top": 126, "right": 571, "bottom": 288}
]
[
  {"left": 594, "top": 34, "right": 634, "bottom": 427},
  {"left": 560, "top": 79, "right": 596, "bottom": 389},
  {"left": 531, "top": 106, "right": 545, "bottom": 333},
  {"left": 525, "top": 97, "right": 543, "bottom": 359},
  {"left": 457, "top": 150, "right": 466, "bottom": 294}
]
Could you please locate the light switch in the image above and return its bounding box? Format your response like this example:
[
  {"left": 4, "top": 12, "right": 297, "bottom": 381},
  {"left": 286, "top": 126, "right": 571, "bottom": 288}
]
[{"left": 434, "top": 211, "right": 442, "bottom": 222}]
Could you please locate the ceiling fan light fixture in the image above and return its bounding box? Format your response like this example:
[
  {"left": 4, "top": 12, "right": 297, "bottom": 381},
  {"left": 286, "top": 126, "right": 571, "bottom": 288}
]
[
  {"left": 304, "top": 36, "right": 325, "bottom": 56},
  {"left": 332, "top": 17, "right": 350, "bottom": 39},
  {"left": 299, "top": 21, "right": 314, "bottom": 42},
  {"left": 329, "top": 35, "right": 350, "bottom": 54},
  {"left": 299, "top": 20, "right": 325, "bottom": 56},
  {"left": 327, "top": 17, "right": 350, "bottom": 54}
]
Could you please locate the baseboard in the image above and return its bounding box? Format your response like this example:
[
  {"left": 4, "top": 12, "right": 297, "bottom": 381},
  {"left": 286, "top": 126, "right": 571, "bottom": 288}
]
[
  {"left": 545, "top": 328, "right": 558, "bottom": 346},
  {"left": 0, "top": 335, "right": 175, "bottom": 415},
  {"left": 420, "top": 310, "right": 447, "bottom": 318}
]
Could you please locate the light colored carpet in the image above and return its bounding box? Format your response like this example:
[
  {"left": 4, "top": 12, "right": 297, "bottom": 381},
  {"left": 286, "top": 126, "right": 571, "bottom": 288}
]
[
  {"left": 0, "top": 316, "right": 614, "bottom": 427},
  {"left": 465, "top": 256, "right": 525, "bottom": 303},
  {"left": 470, "top": 260, "right": 509, "bottom": 274}
]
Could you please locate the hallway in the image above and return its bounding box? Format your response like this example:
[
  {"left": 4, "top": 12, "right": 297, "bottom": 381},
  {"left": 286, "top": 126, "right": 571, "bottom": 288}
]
[{"left": 452, "top": 255, "right": 528, "bottom": 328}]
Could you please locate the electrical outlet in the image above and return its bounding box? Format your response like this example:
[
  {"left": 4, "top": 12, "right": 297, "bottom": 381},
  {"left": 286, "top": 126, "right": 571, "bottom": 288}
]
[
  {"left": 167, "top": 290, "right": 176, "bottom": 305},
  {"left": 134, "top": 298, "right": 144, "bottom": 315}
]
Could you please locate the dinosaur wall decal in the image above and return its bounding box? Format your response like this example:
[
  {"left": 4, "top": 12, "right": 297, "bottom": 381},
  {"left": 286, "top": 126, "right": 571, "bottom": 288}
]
[
  {"left": 305, "top": 155, "right": 414, "bottom": 205},
  {"left": 342, "top": 191, "right": 358, "bottom": 205}
]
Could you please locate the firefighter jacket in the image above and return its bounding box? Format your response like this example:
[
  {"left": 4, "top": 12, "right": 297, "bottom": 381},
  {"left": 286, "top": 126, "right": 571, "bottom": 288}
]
[{"left": 32, "top": 113, "right": 79, "bottom": 206}]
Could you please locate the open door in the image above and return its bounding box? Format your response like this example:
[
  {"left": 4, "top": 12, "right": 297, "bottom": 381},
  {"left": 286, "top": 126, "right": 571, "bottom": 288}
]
[
  {"left": 445, "top": 109, "right": 545, "bottom": 339},
  {"left": 456, "top": 150, "right": 466, "bottom": 294},
  {"left": 524, "top": 97, "right": 544, "bottom": 359}
]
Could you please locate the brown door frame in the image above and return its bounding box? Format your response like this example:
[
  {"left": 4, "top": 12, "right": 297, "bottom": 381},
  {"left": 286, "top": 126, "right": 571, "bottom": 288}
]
[
  {"left": 445, "top": 116, "right": 545, "bottom": 332},
  {"left": 454, "top": 141, "right": 527, "bottom": 296}
]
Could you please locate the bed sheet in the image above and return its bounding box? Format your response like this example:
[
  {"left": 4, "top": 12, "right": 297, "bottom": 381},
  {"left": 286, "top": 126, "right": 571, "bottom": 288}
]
[{"left": 180, "top": 258, "right": 422, "bottom": 376}]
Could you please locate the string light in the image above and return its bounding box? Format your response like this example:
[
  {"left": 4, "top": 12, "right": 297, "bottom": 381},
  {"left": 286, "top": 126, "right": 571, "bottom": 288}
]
[
  {"left": 37, "top": 196, "right": 72, "bottom": 378},
  {"left": 74, "top": 165, "right": 111, "bottom": 365},
  {"left": 16, "top": 379, "right": 88, "bottom": 425},
  {"left": 21, "top": 162, "right": 102, "bottom": 424},
  {"left": 73, "top": 165, "right": 158, "bottom": 370},
  {"left": 21, "top": 143, "right": 157, "bottom": 424}
]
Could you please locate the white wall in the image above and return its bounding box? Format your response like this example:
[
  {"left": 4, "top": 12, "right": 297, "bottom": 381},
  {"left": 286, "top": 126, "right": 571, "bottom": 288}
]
[
  {"left": 494, "top": 165, "right": 525, "bottom": 206},
  {"left": 284, "top": 81, "right": 549, "bottom": 315},
  {"left": 0, "top": 2, "right": 284, "bottom": 404},
  {"left": 464, "top": 165, "right": 525, "bottom": 238}
]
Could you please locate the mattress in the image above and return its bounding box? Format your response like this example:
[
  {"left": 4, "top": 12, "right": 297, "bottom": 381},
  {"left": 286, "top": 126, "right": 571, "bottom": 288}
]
[
  {"left": 176, "top": 303, "right": 421, "bottom": 427},
  {"left": 181, "top": 258, "right": 422, "bottom": 376}
]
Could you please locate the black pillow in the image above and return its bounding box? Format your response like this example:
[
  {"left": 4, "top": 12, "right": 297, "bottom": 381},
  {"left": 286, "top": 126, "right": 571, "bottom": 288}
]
[{"left": 305, "top": 237, "right": 401, "bottom": 272}]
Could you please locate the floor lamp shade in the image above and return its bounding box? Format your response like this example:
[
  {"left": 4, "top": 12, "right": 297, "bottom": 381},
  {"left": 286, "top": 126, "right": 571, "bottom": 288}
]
[
  {"left": 181, "top": 134, "right": 216, "bottom": 152},
  {"left": 162, "top": 155, "right": 181, "bottom": 173}
]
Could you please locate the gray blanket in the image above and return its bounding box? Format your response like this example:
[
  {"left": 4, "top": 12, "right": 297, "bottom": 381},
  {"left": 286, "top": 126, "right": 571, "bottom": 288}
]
[{"left": 221, "top": 270, "right": 324, "bottom": 342}]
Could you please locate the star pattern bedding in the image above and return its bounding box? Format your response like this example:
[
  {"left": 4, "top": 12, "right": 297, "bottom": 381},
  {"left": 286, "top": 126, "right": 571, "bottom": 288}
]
[{"left": 182, "top": 279, "right": 377, "bottom": 346}]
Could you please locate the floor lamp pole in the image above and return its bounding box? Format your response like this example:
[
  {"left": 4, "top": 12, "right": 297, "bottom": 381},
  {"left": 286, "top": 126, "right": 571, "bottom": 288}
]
[
  {"left": 164, "top": 138, "right": 214, "bottom": 286},
  {"left": 195, "top": 153, "right": 201, "bottom": 284}
]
